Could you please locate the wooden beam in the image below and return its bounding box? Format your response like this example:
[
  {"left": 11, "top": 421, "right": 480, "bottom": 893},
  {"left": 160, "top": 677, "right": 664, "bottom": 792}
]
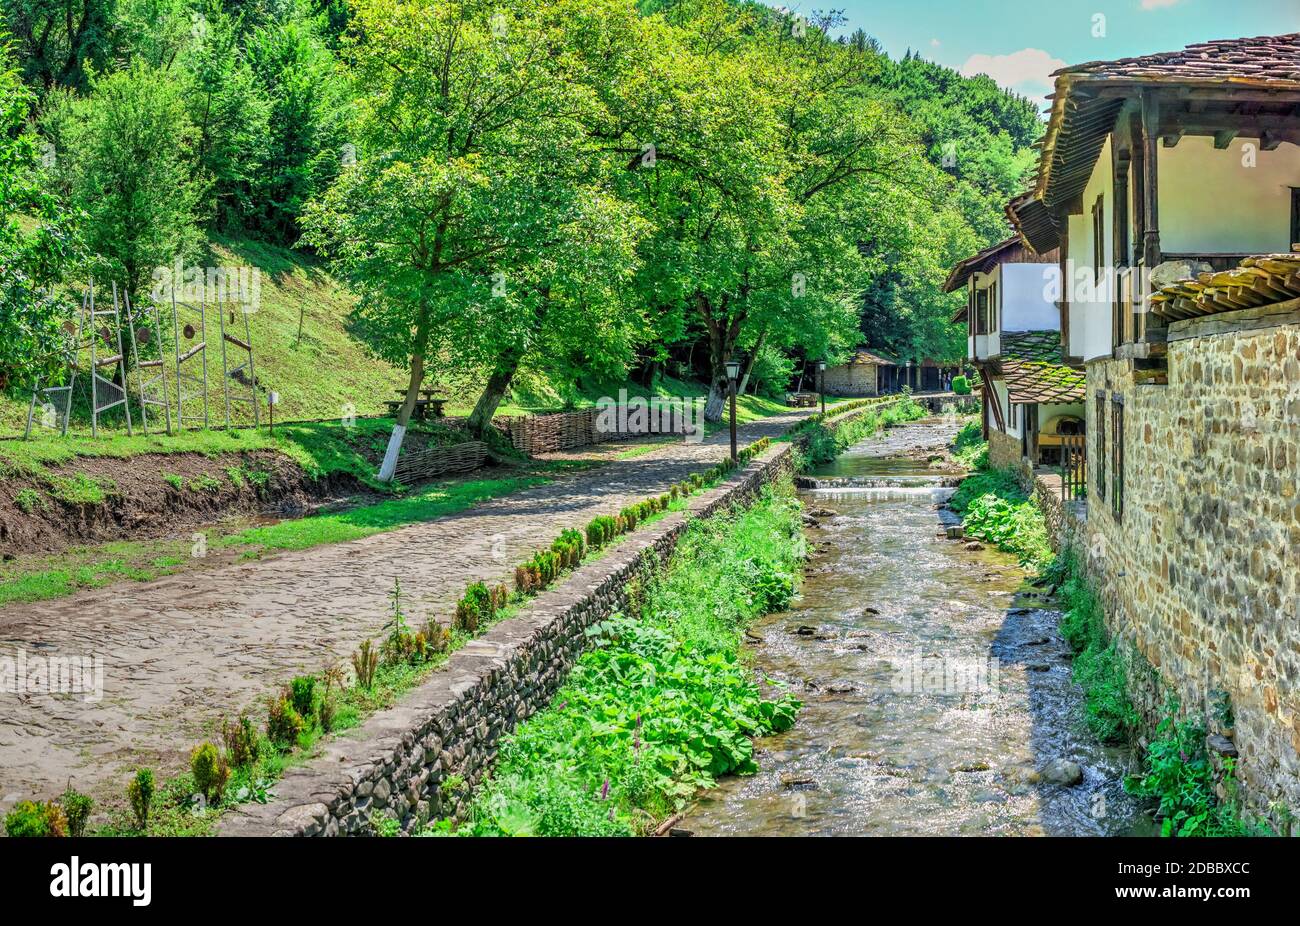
[
  {"left": 1161, "top": 130, "right": 1184, "bottom": 148},
  {"left": 1213, "top": 128, "right": 1239, "bottom": 149},
  {"left": 1140, "top": 90, "right": 1161, "bottom": 269}
]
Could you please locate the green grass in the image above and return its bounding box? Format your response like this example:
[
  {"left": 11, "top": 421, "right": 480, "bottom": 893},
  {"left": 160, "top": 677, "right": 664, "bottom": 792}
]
[
  {"left": 796, "top": 395, "right": 928, "bottom": 465},
  {"left": 442, "top": 481, "right": 805, "bottom": 837},
  {"left": 951, "top": 419, "right": 988, "bottom": 470},
  {"left": 949, "top": 466, "right": 1052, "bottom": 569},
  {"left": 47, "top": 472, "right": 115, "bottom": 504},
  {"left": 221, "top": 474, "right": 547, "bottom": 553}
]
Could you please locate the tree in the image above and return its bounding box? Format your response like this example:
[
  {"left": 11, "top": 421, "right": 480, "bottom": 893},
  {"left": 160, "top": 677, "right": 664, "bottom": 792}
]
[
  {"left": 304, "top": 0, "right": 647, "bottom": 478},
  {"left": 59, "top": 61, "right": 204, "bottom": 305},
  {"left": 0, "top": 35, "right": 80, "bottom": 392},
  {"left": 0, "top": 0, "right": 115, "bottom": 92}
]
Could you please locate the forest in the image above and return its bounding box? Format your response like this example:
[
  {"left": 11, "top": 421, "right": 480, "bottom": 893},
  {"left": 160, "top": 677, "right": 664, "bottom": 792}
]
[{"left": 0, "top": 0, "right": 1043, "bottom": 431}]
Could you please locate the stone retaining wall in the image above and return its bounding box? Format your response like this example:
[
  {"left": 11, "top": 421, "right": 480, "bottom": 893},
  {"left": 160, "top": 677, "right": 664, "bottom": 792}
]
[
  {"left": 1079, "top": 318, "right": 1300, "bottom": 823},
  {"left": 217, "top": 442, "right": 797, "bottom": 837}
]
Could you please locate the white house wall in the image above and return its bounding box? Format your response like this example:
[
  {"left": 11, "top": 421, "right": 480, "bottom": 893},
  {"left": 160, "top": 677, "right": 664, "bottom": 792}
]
[
  {"left": 1067, "top": 136, "right": 1116, "bottom": 363},
  {"left": 1158, "top": 138, "right": 1300, "bottom": 255},
  {"left": 1000, "top": 262, "right": 1060, "bottom": 332}
]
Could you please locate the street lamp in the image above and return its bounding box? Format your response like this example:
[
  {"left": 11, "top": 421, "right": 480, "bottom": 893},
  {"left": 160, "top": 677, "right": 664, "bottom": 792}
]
[
  {"left": 817, "top": 359, "right": 827, "bottom": 416},
  {"left": 725, "top": 360, "right": 741, "bottom": 464}
]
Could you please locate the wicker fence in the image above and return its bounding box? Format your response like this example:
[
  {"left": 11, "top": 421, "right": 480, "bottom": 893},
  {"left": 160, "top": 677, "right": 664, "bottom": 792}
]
[
  {"left": 393, "top": 441, "right": 489, "bottom": 483},
  {"left": 491, "top": 403, "right": 702, "bottom": 455}
]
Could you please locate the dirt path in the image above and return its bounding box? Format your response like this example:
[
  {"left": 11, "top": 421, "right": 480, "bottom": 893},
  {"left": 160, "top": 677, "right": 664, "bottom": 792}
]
[{"left": 0, "top": 409, "right": 814, "bottom": 811}]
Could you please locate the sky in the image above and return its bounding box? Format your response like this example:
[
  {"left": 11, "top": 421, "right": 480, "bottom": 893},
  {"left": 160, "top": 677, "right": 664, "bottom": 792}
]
[{"left": 780, "top": 0, "right": 1300, "bottom": 105}]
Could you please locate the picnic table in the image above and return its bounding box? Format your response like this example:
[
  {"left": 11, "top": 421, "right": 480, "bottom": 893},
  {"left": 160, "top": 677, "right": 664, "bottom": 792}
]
[{"left": 386, "top": 388, "right": 447, "bottom": 421}]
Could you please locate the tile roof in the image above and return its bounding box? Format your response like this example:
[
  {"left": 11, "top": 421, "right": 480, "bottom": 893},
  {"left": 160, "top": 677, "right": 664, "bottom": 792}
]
[
  {"left": 943, "top": 237, "right": 1023, "bottom": 293},
  {"left": 1014, "top": 34, "right": 1300, "bottom": 253},
  {"left": 844, "top": 348, "right": 895, "bottom": 366},
  {"left": 1053, "top": 34, "right": 1300, "bottom": 84},
  {"left": 995, "top": 331, "right": 1086, "bottom": 404},
  {"left": 1150, "top": 253, "right": 1300, "bottom": 321}
]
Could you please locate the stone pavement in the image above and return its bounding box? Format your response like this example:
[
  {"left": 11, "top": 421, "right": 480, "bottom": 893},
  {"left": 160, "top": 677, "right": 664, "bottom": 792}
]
[{"left": 0, "top": 408, "right": 814, "bottom": 810}]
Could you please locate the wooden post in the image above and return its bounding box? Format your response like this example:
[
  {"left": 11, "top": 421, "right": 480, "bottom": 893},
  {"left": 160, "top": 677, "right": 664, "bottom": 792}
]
[{"left": 1140, "top": 91, "right": 1161, "bottom": 269}]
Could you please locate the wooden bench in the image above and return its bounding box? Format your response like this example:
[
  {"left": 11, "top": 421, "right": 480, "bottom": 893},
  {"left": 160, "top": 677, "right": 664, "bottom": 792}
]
[{"left": 387, "top": 390, "right": 448, "bottom": 421}]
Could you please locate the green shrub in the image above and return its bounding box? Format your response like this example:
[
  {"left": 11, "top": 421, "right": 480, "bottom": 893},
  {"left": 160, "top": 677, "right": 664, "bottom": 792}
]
[
  {"left": 1126, "top": 699, "right": 1248, "bottom": 837},
  {"left": 14, "top": 488, "right": 46, "bottom": 513},
  {"left": 266, "top": 693, "right": 306, "bottom": 749},
  {"left": 951, "top": 420, "right": 987, "bottom": 470},
  {"left": 58, "top": 787, "right": 93, "bottom": 837},
  {"left": 453, "top": 481, "right": 804, "bottom": 837},
  {"left": 221, "top": 714, "right": 260, "bottom": 769},
  {"left": 289, "top": 676, "right": 317, "bottom": 718},
  {"left": 456, "top": 581, "right": 494, "bottom": 634},
  {"left": 952, "top": 375, "right": 971, "bottom": 395},
  {"left": 127, "top": 768, "right": 155, "bottom": 830},
  {"left": 190, "top": 741, "right": 230, "bottom": 803},
  {"left": 3, "top": 799, "right": 66, "bottom": 837}
]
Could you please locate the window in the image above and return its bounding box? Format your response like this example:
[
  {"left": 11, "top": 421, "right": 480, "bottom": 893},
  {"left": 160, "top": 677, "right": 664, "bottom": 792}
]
[
  {"left": 1292, "top": 188, "right": 1300, "bottom": 249},
  {"left": 1094, "top": 392, "right": 1107, "bottom": 502},
  {"left": 1111, "top": 398, "right": 1125, "bottom": 520},
  {"left": 1092, "top": 195, "right": 1105, "bottom": 278}
]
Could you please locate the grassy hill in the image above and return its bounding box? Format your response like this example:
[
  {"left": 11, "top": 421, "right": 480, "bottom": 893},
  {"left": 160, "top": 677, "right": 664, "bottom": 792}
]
[
  {"left": 2, "top": 235, "right": 796, "bottom": 437},
  {"left": 0, "top": 236, "right": 407, "bottom": 436}
]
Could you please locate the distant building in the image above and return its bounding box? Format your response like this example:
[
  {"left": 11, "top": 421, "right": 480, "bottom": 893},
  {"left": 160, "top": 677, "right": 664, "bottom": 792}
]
[
  {"left": 945, "top": 235, "right": 1084, "bottom": 467},
  {"left": 821, "top": 349, "right": 895, "bottom": 396}
]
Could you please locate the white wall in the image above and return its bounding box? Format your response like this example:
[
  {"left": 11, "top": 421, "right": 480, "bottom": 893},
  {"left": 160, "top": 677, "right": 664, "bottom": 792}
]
[
  {"left": 1068, "top": 136, "right": 1115, "bottom": 363},
  {"left": 1159, "top": 138, "right": 1300, "bottom": 255},
  {"left": 992, "top": 381, "right": 1022, "bottom": 438},
  {"left": 1000, "top": 263, "right": 1061, "bottom": 332}
]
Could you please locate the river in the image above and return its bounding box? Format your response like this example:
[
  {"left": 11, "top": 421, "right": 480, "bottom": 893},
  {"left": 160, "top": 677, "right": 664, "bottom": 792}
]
[{"left": 682, "top": 417, "right": 1146, "bottom": 836}]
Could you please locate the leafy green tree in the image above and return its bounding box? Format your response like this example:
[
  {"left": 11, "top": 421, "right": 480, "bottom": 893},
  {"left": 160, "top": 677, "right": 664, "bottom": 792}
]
[
  {"left": 0, "top": 0, "right": 115, "bottom": 91},
  {"left": 247, "top": 9, "right": 348, "bottom": 243},
  {"left": 0, "top": 36, "right": 80, "bottom": 392},
  {"left": 305, "top": 0, "right": 647, "bottom": 477},
  {"left": 59, "top": 61, "right": 204, "bottom": 305}
]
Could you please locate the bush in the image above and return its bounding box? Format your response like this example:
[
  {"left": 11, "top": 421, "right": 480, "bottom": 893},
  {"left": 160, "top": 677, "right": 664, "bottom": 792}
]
[
  {"left": 127, "top": 768, "right": 155, "bottom": 831},
  {"left": 454, "top": 481, "right": 804, "bottom": 836},
  {"left": 951, "top": 375, "right": 971, "bottom": 395},
  {"left": 456, "top": 581, "right": 494, "bottom": 634},
  {"left": 222, "top": 713, "right": 260, "bottom": 769},
  {"left": 266, "top": 693, "right": 306, "bottom": 749},
  {"left": 190, "top": 741, "right": 230, "bottom": 803},
  {"left": 289, "top": 675, "right": 317, "bottom": 718},
  {"left": 3, "top": 800, "right": 66, "bottom": 837},
  {"left": 59, "top": 787, "right": 93, "bottom": 837},
  {"left": 1126, "top": 699, "right": 1248, "bottom": 837},
  {"left": 352, "top": 639, "right": 378, "bottom": 689}
]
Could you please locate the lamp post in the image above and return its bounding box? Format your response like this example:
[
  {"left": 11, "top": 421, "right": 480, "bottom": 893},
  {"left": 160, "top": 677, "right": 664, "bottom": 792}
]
[
  {"left": 725, "top": 360, "right": 740, "bottom": 464},
  {"left": 817, "top": 360, "right": 826, "bottom": 416},
  {"left": 905, "top": 359, "right": 914, "bottom": 392}
]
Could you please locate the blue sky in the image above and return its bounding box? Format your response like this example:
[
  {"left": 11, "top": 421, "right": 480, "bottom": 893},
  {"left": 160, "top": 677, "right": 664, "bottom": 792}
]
[{"left": 782, "top": 0, "right": 1300, "bottom": 104}]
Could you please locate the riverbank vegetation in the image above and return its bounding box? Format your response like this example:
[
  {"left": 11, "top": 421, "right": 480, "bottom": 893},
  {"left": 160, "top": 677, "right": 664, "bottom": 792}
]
[
  {"left": 949, "top": 462, "right": 1051, "bottom": 568},
  {"left": 437, "top": 481, "right": 804, "bottom": 836},
  {"left": 798, "top": 395, "right": 927, "bottom": 466}
]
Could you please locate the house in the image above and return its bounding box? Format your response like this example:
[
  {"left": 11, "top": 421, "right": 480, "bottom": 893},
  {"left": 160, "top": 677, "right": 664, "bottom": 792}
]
[
  {"left": 821, "top": 349, "right": 896, "bottom": 396},
  {"left": 1007, "top": 33, "right": 1300, "bottom": 821},
  {"left": 944, "top": 236, "right": 1085, "bottom": 469}
]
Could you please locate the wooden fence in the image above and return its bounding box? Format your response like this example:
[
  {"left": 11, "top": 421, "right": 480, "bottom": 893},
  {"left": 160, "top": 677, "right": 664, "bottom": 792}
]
[
  {"left": 393, "top": 440, "right": 489, "bottom": 483},
  {"left": 1060, "top": 434, "right": 1086, "bottom": 502}
]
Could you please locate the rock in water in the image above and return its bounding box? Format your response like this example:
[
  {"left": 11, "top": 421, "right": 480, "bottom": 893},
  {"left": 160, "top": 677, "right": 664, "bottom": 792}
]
[{"left": 1041, "top": 759, "right": 1084, "bottom": 787}]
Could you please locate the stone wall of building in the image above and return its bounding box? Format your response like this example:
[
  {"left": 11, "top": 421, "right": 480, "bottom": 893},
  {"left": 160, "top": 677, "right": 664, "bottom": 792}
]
[
  {"left": 217, "top": 441, "right": 799, "bottom": 837},
  {"left": 1080, "top": 319, "right": 1300, "bottom": 822},
  {"left": 987, "top": 428, "right": 1027, "bottom": 472},
  {"left": 823, "top": 363, "right": 880, "bottom": 396}
]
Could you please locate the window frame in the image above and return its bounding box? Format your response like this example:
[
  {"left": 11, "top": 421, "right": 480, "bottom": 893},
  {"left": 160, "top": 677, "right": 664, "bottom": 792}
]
[
  {"left": 1094, "top": 391, "right": 1107, "bottom": 503},
  {"left": 1110, "top": 397, "right": 1125, "bottom": 520}
]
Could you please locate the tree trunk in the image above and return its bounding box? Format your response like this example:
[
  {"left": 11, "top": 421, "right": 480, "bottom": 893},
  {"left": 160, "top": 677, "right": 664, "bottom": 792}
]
[
  {"left": 377, "top": 302, "right": 432, "bottom": 482},
  {"left": 737, "top": 326, "right": 767, "bottom": 396},
  {"left": 467, "top": 348, "right": 523, "bottom": 439}
]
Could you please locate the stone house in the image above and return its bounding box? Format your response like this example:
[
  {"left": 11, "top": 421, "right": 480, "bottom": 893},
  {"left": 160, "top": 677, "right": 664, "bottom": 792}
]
[
  {"left": 1008, "top": 33, "right": 1300, "bottom": 820},
  {"left": 821, "top": 349, "right": 896, "bottom": 396},
  {"left": 945, "top": 236, "right": 1086, "bottom": 470}
]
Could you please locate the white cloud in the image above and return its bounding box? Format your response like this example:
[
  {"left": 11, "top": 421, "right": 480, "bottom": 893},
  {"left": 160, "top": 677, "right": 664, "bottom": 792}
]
[
  {"left": 959, "top": 48, "right": 1067, "bottom": 95},
  {"left": 1140, "top": 0, "right": 1182, "bottom": 9},
  {"left": 930, "top": 38, "right": 941, "bottom": 48}
]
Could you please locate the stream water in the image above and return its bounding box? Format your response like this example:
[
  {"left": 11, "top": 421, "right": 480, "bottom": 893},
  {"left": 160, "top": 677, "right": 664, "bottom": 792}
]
[{"left": 682, "top": 418, "right": 1146, "bottom": 837}]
